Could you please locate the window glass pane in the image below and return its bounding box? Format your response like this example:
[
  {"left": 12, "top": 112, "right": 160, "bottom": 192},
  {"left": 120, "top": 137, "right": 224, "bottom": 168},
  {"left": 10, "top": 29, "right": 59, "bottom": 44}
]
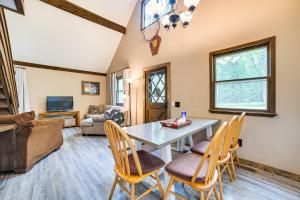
[
  {"left": 116, "top": 78, "right": 124, "bottom": 105},
  {"left": 117, "top": 91, "right": 124, "bottom": 104},
  {"left": 117, "top": 79, "right": 123, "bottom": 90},
  {"left": 148, "top": 70, "right": 166, "bottom": 103},
  {"left": 215, "top": 46, "right": 268, "bottom": 81},
  {"left": 143, "top": 0, "right": 171, "bottom": 29},
  {"left": 215, "top": 79, "right": 267, "bottom": 110}
]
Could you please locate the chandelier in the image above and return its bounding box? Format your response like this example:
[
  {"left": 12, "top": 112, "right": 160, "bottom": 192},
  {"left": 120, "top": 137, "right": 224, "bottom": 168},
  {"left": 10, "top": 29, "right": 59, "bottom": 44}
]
[{"left": 151, "top": 0, "right": 200, "bottom": 30}]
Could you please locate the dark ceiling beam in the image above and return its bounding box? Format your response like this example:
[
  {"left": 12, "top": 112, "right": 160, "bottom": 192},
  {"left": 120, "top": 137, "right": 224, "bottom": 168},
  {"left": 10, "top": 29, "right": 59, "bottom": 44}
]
[
  {"left": 40, "top": 0, "right": 126, "bottom": 34},
  {"left": 13, "top": 60, "right": 107, "bottom": 76}
]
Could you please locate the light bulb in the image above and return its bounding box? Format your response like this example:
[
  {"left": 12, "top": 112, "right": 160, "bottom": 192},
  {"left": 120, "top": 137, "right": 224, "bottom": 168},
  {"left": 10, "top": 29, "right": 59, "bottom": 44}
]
[
  {"left": 184, "top": 0, "right": 200, "bottom": 11},
  {"left": 161, "top": 14, "right": 170, "bottom": 30},
  {"left": 180, "top": 11, "right": 193, "bottom": 28}
]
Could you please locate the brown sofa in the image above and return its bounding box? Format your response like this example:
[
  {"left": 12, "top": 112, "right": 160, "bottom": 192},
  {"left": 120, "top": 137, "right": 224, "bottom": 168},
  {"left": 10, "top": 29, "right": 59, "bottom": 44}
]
[{"left": 0, "top": 111, "right": 64, "bottom": 173}]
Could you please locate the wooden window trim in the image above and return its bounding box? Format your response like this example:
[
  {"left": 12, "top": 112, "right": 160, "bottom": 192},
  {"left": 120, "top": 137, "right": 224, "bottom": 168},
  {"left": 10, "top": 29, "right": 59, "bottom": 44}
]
[{"left": 209, "top": 37, "right": 277, "bottom": 117}]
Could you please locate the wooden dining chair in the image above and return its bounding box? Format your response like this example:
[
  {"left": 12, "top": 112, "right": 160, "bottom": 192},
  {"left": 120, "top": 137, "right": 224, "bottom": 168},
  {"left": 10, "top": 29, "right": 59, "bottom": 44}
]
[
  {"left": 190, "top": 116, "right": 238, "bottom": 200},
  {"left": 229, "top": 112, "right": 246, "bottom": 180},
  {"left": 164, "top": 122, "right": 228, "bottom": 200},
  {"left": 104, "top": 120, "right": 165, "bottom": 200}
]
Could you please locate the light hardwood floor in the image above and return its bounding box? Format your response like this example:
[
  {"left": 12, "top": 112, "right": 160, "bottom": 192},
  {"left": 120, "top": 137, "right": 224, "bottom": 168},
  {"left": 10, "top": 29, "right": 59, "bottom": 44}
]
[{"left": 0, "top": 128, "right": 299, "bottom": 200}]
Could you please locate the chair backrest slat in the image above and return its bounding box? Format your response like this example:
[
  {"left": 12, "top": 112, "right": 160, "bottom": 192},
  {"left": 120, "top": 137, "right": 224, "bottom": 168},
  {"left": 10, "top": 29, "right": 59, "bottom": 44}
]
[
  {"left": 219, "top": 116, "right": 238, "bottom": 160},
  {"left": 104, "top": 120, "right": 143, "bottom": 176},
  {"left": 191, "top": 122, "right": 228, "bottom": 184},
  {"left": 232, "top": 112, "right": 246, "bottom": 148},
  {"left": 121, "top": 136, "right": 131, "bottom": 175},
  {"left": 106, "top": 125, "right": 121, "bottom": 169}
]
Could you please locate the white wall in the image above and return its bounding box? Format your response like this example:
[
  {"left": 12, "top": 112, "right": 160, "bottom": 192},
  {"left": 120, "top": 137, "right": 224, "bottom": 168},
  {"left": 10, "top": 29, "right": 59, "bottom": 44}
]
[
  {"left": 21, "top": 67, "right": 106, "bottom": 119},
  {"left": 5, "top": 0, "right": 136, "bottom": 73},
  {"left": 108, "top": 0, "right": 300, "bottom": 174}
]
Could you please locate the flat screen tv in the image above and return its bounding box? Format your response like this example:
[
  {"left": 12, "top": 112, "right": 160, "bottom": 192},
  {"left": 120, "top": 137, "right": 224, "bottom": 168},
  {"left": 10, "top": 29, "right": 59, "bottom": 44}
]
[{"left": 47, "top": 96, "right": 73, "bottom": 112}]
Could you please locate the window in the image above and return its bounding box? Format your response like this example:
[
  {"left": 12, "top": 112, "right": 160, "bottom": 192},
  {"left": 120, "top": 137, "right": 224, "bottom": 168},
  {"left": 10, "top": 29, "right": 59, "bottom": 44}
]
[
  {"left": 209, "top": 37, "right": 276, "bottom": 117},
  {"left": 116, "top": 77, "right": 124, "bottom": 106},
  {"left": 148, "top": 69, "right": 166, "bottom": 103},
  {"left": 141, "top": 0, "right": 171, "bottom": 30}
]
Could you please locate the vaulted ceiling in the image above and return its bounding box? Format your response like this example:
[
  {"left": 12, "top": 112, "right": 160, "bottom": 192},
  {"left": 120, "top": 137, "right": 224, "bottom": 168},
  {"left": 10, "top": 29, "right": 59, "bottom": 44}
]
[{"left": 5, "top": 0, "right": 137, "bottom": 73}]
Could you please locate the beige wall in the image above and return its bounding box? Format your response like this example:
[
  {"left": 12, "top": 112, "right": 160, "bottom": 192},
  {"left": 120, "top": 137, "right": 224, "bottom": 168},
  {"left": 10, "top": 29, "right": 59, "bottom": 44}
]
[
  {"left": 108, "top": 0, "right": 300, "bottom": 174},
  {"left": 21, "top": 67, "right": 106, "bottom": 119}
]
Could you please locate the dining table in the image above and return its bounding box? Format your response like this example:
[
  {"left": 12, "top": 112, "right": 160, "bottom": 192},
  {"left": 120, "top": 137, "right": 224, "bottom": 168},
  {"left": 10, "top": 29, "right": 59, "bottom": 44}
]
[{"left": 123, "top": 118, "right": 220, "bottom": 199}]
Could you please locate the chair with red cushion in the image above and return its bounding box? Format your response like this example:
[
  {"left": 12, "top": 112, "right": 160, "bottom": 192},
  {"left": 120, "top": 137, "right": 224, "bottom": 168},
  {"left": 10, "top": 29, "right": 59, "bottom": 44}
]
[
  {"left": 164, "top": 122, "right": 228, "bottom": 200},
  {"left": 104, "top": 120, "right": 165, "bottom": 200},
  {"left": 190, "top": 115, "right": 240, "bottom": 200}
]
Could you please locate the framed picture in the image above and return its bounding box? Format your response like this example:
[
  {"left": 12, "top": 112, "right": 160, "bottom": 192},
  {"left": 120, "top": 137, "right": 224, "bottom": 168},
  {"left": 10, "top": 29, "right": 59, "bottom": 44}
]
[{"left": 81, "top": 81, "right": 100, "bottom": 95}]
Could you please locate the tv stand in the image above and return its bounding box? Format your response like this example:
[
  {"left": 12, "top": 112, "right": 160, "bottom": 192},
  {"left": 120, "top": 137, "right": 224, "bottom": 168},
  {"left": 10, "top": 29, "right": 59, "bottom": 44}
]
[{"left": 39, "top": 111, "right": 80, "bottom": 127}]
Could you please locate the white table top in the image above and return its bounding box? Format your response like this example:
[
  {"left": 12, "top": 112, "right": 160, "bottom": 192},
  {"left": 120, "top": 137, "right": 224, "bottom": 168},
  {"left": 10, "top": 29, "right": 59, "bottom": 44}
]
[{"left": 123, "top": 118, "right": 220, "bottom": 148}]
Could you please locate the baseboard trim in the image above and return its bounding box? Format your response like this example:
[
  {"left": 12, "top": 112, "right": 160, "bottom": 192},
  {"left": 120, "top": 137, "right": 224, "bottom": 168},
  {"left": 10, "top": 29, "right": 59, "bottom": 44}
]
[{"left": 239, "top": 158, "right": 300, "bottom": 182}]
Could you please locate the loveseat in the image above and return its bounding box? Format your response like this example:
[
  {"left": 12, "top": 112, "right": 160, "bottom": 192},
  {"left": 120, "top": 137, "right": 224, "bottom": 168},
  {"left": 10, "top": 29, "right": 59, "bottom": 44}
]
[
  {"left": 0, "top": 111, "right": 64, "bottom": 173},
  {"left": 80, "top": 105, "right": 128, "bottom": 136}
]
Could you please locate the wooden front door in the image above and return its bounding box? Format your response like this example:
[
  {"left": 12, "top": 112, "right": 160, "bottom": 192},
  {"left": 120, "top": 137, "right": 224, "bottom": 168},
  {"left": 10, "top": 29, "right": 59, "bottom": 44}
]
[{"left": 145, "top": 63, "right": 170, "bottom": 123}]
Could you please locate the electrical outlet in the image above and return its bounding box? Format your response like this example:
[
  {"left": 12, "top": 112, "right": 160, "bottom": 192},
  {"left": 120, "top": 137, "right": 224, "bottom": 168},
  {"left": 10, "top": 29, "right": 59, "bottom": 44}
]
[{"left": 238, "top": 139, "right": 242, "bottom": 147}]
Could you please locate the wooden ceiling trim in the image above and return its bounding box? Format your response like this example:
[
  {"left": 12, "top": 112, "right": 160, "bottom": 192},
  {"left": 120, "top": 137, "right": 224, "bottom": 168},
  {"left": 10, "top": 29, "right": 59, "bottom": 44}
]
[
  {"left": 13, "top": 61, "right": 107, "bottom": 76},
  {"left": 14, "top": 0, "right": 25, "bottom": 15},
  {"left": 40, "top": 0, "right": 126, "bottom": 34}
]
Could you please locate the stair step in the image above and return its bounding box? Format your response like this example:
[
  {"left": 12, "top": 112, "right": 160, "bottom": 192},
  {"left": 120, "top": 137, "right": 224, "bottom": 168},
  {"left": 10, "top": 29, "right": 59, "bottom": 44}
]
[
  {"left": 0, "top": 102, "right": 8, "bottom": 108},
  {"left": 0, "top": 94, "right": 5, "bottom": 99},
  {"left": 0, "top": 109, "right": 10, "bottom": 115}
]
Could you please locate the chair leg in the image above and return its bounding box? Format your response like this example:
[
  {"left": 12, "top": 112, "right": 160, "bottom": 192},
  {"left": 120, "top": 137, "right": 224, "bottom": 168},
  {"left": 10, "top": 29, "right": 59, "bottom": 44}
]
[
  {"left": 155, "top": 173, "right": 164, "bottom": 198},
  {"left": 188, "top": 135, "right": 194, "bottom": 147},
  {"left": 230, "top": 151, "right": 237, "bottom": 180},
  {"left": 226, "top": 160, "right": 233, "bottom": 182},
  {"left": 176, "top": 140, "right": 181, "bottom": 151},
  {"left": 109, "top": 176, "right": 118, "bottom": 200},
  {"left": 180, "top": 138, "right": 185, "bottom": 151},
  {"left": 200, "top": 191, "right": 205, "bottom": 200},
  {"left": 235, "top": 152, "right": 241, "bottom": 167},
  {"left": 205, "top": 188, "right": 214, "bottom": 200},
  {"left": 130, "top": 183, "right": 135, "bottom": 200},
  {"left": 213, "top": 186, "right": 220, "bottom": 200},
  {"left": 164, "top": 177, "right": 174, "bottom": 200},
  {"left": 217, "top": 165, "right": 224, "bottom": 200}
]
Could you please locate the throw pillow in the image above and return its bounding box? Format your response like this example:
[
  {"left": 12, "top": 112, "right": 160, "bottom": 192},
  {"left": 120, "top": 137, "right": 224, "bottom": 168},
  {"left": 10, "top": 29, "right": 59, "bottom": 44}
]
[
  {"left": 0, "top": 111, "right": 35, "bottom": 125},
  {"left": 88, "top": 105, "right": 104, "bottom": 114},
  {"left": 20, "top": 111, "right": 35, "bottom": 121},
  {"left": 11, "top": 111, "right": 35, "bottom": 125},
  {"left": 104, "top": 109, "right": 125, "bottom": 127}
]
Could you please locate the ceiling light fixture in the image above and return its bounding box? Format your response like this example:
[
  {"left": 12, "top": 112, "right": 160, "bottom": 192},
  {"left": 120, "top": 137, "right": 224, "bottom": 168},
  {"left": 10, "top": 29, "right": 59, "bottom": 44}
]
[{"left": 152, "top": 0, "right": 200, "bottom": 31}]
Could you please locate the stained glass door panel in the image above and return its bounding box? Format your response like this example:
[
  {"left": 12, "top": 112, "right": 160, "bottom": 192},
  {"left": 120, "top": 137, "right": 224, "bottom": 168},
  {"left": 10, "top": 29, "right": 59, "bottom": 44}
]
[{"left": 145, "top": 65, "right": 168, "bottom": 123}]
